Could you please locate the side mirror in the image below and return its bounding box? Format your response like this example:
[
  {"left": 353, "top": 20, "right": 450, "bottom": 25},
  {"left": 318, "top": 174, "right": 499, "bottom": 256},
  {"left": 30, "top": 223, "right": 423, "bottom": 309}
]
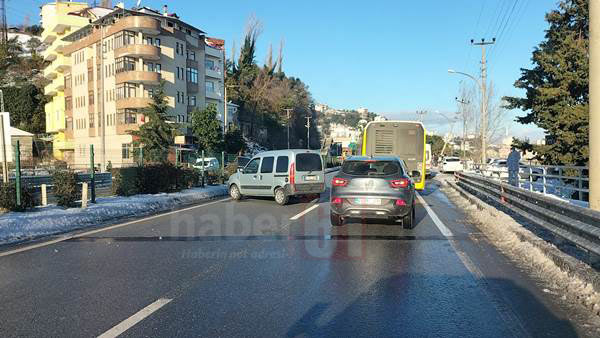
[
  {"left": 237, "top": 168, "right": 244, "bottom": 173},
  {"left": 410, "top": 170, "right": 421, "bottom": 179}
]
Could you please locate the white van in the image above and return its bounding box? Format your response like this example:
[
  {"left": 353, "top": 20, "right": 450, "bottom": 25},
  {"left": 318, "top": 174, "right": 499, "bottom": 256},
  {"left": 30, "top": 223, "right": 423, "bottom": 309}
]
[{"left": 227, "top": 149, "right": 326, "bottom": 205}]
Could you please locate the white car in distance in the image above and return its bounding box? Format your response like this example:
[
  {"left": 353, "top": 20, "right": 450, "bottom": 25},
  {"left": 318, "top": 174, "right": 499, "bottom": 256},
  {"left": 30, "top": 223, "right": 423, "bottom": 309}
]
[{"left": 441, "top": 157, "right": 463, "bottom": 173}]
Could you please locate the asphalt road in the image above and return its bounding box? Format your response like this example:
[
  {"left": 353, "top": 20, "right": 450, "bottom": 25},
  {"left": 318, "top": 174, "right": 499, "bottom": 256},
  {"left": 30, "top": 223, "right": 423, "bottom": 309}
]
[{"left": 0, "top": 172, "right": 595, "bottom": 337}]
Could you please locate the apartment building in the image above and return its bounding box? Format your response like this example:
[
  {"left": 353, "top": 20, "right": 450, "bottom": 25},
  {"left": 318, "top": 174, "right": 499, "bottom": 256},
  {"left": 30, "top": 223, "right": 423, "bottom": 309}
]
[
  {"left": 41, "top": 1, "right": 111, "bottom": 162},
  {"left": 60, "top": 5, "right": 207, "bottom": 169}
]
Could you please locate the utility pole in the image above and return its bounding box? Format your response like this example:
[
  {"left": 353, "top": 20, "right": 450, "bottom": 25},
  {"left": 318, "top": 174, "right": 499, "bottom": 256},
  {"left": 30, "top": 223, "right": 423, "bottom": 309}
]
[
  {"left": 284, "top": 109, "right": 292, "bottom": 149},
  {"left": 472, "top": 38, "right": 495, "bottom": 164},
  {"left": 455, "top": 97, "right": 470, "bottom": 160},
  {"left": 305, "top": 115, "right": 312, "bottom": 149},
  {"left": 591, "top": 0, "right": 600, "bottom": 210},
  {"left": 416, "top": 110, "right": 427, "bottom": 122}
]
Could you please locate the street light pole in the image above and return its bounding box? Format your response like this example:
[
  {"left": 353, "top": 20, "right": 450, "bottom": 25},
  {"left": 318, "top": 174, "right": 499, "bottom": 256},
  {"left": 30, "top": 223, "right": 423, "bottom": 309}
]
[{"left": 0, "top": 89, "right": 7, "bottom": 183}]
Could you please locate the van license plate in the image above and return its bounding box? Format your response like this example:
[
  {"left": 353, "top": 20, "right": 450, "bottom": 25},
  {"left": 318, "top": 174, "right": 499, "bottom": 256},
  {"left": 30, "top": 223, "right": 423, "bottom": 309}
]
[
  {"left": 305, "top": 175, "right": 318, "bottom": 181},
  {"left": 355, "top": 198, "right": 381, "bottom": 205}
]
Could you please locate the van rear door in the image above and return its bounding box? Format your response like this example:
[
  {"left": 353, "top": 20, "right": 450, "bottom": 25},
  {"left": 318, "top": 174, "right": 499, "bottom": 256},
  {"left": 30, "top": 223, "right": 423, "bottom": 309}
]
[{"left": 293, "top": 152, "right": 325, "bottom": 193}]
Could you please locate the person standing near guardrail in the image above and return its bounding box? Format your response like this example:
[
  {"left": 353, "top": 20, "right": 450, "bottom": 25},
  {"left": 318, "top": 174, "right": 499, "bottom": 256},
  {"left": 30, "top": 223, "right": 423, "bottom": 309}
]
[{"left": 507, "top": 147, "right": 521, "bottom": 187}]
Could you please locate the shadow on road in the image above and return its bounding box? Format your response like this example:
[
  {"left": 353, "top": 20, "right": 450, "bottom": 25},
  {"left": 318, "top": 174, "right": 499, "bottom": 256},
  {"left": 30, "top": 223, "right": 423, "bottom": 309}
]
[{"left": 286, "top": 274, "right": 578, "bottom": 337}]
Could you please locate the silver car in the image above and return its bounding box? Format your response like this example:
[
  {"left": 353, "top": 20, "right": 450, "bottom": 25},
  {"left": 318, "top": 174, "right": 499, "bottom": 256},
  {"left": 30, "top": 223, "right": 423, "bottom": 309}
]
[{"left": 330, "top": 156, "right": 418, "bottom": 228}]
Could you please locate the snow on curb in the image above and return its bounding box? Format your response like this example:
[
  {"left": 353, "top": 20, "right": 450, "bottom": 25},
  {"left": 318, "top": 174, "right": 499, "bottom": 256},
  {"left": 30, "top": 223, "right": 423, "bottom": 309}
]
[
  {"left": 0, "top": 185, "right": 228, "bottom": 245},
  {"left": 441, "top": 179, "right": 600, "bottom": 317}
]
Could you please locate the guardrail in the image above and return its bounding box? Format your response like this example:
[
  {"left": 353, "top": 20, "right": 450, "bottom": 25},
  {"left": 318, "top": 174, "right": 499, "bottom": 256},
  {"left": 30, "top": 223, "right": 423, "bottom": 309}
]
[
  {"left": 472, "top": 164, "right": 589, "bottom": 203},
  {"left": 453, "top": 172, "right": 600, "bottom": 256},
  {"left": 9, "top": 173, "right": 112, "bottom": 188}
]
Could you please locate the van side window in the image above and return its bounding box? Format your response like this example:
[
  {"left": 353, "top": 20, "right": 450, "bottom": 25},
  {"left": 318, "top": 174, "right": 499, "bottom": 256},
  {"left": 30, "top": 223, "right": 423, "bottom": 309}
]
[
  {"left": 276, "top": 156, "right": 289, "bottom": 173},
  {"left": 261, "top": 157, "right": 274, "bottom": 173},
  {"left": 245, "top": 158, "right": 260, "bottom": 174}
]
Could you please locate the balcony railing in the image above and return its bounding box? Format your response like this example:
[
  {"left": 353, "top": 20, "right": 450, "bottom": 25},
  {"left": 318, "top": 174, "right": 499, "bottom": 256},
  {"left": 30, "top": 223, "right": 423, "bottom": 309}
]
[
  {"left": 115, "top": 44, "right": 160, "bottom": 60},
  {"left": 116, "top": 70, "right": 161, "bottom": 85}
]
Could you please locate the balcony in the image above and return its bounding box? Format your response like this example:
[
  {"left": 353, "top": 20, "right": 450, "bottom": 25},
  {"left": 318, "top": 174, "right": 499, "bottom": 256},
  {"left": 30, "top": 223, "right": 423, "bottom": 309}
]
[
  {"left": 44, "top": 66, "right": 57, "bottom": 80},
  {"left": 44, "top": 85, "right": 57, "bottom": 96},
  {"left": 116, "top": 97, "right": 152, "bottom": 110},
  {"left": 41, "top": 31, "right": 57, "bottom": 44},
  {"left": 115, "top": 44, "right": 160, "bottom": 60},
  {"left": 205, "top": 67, "right": 222, "bottom": 79},
  {"left": 116, "top": 71, "right": 160, "bottom": 85},
  {"left": 116, "top": 112, "right": 144, "bottom": 135},
  {"left": 112, "top": 15, "right": 160, "bottom": 35},
  {"left": 44, "top": 51, "right": 57, "bottom": 62},
  {"left": 205, "top": 46, "right": 222, "bottom": 58},
  {"left": 205, "top": 90, "right": 222, "bottom": 100}
]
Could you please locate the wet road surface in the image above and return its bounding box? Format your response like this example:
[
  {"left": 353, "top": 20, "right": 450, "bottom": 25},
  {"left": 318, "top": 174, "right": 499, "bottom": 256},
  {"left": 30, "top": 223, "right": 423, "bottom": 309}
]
[{"left": 0, "top": 172, "right": 593, "bottom": 337}]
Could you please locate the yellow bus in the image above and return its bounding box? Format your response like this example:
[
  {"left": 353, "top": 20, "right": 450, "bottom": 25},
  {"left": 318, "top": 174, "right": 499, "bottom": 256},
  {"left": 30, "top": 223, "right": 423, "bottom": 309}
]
[{"left": 360, "top": 121, "right": 427, "bottom": 190}]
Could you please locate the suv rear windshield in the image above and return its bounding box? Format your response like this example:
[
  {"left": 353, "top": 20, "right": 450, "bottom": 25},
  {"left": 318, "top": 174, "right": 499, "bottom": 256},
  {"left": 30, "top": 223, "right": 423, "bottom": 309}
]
[
  {"left": 341, "top": 160, "right": 403, "bottom": 176},
  {"left": 296, "top": 153, "right": 323, "bottom": 171}
]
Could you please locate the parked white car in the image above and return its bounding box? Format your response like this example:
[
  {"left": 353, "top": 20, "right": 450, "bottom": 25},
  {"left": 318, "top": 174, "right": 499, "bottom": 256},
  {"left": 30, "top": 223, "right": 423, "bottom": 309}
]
[{"left": 441, "top": 157, "right": 463, "bottom": 173}]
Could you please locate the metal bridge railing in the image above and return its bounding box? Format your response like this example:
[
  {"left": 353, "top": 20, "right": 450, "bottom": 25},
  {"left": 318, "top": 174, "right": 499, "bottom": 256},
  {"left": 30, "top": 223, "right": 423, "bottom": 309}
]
[{"left": 471, "top": 164, "right": 589, "bottom": 203}]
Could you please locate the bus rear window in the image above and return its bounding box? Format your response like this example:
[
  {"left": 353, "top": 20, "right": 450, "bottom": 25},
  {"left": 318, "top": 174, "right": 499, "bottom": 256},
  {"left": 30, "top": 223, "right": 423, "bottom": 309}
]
[
  {"left": 296, "top": 153, "right": 322, "bottom": 171},
  {"left": 341, "top": 161, "right": 403, "bottom": 176}
]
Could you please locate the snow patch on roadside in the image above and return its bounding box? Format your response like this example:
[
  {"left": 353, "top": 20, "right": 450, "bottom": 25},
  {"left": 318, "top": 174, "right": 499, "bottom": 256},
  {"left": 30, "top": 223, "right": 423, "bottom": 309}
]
[
  {"left": 0, "top": 185, "right": 228, "bottom": 245},
  {"left": 441, "top": 182, "right": 600, "bottom": 319}
]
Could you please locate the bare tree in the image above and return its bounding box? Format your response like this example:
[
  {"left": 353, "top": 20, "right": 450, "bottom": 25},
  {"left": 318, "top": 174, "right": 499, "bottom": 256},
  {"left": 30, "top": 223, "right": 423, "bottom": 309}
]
[{"left": 469, "top": 81, "right": 508, "bottom": 160}]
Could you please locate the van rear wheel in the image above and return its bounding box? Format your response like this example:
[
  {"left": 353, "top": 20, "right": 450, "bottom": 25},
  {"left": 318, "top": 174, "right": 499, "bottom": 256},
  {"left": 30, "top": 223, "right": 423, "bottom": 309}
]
[
  {"left": 330, "top": 212, "right": 343, "bottom": 226},
  {"left": 274, "top": 187, "right": 289, "bottom": 205}
]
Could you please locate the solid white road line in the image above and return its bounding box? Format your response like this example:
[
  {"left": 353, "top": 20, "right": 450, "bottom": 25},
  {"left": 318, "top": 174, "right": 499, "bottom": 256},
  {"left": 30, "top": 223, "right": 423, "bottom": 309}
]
[
  {"left": 97, "top": 298, "right": 172, "bottom": 338},
  {"left": 0, "top": 198, "right": 231, "bottom": 258},
  {"left": 416, "top": 193, "right": 453, "bottom": 237},
  {"left": 290, "top": 203, "right": 320, "bottom": 220}
]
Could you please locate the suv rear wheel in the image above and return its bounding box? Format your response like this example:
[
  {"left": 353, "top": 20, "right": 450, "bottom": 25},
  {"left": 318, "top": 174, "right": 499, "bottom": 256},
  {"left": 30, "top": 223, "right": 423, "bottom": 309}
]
[
  {"left": 330, "top": 212, "right": 343, "bottom": 226},
  {"left": 274, "top": 187, "right": 289, "bottom": 205},
  {"left": 403, "top": 205, "right": 415, "bottom": 229}
]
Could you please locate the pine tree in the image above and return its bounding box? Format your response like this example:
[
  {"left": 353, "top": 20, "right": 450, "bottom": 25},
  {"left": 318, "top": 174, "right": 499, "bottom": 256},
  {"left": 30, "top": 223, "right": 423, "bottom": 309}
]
[
  {"left": 504, "top": 0, "right": 588, "bottom": 165},
  {"left": 191, "top": 104, "right": 223, "bottom": 153},
  {"left": 130, "top": 82, "right": 178, "bottom": 163}
]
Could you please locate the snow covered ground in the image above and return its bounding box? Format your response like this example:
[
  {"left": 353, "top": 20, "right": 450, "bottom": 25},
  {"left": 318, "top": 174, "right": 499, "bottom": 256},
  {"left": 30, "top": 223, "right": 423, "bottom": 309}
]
[{"left": 0, "top": 185, "right": 228, "bottom": 245}]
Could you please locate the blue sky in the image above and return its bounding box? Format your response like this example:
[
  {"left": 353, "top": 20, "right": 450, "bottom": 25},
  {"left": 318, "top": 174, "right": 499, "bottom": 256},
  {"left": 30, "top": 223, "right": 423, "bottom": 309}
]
[{"left": 10, "top": 0, "right": 558, "bottom": 140}]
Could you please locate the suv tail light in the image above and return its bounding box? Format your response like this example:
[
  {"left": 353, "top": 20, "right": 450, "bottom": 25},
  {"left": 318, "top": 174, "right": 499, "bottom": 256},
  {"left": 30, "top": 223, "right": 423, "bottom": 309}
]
[
  {"left": 331, "top": 177, "right": 348, "bottom": 187},
  {"left": 390, "top": 179, "right": 409, "bottom": 189},
  {"left": 331, "top": 197, "right": 343, "bottom": 204},
  {"left": 395, "top": 199, "right": 407, "bottom": 206}
]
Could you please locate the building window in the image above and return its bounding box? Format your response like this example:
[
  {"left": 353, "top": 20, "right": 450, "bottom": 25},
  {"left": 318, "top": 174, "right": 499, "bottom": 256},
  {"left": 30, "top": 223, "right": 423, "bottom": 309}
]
[
  {"left": 155, "top": 63, "right": 161, "bottom": 73},
  {"left": 154, "top": 38, "right": 161, "bottom": 47},
  {"left": 116, "top": 83, "right": 139, "bottom": 100},
  {"left": 116, "top": 56, "right": 136, "bottom": 73},
  {"left": 118, "top": 110, "right": 137, "bottom": 125},
  {"left": 176, "top": 67, "right": 185, "bottom": 80},
  {"left": 122, "top": 143, "right": 131, "bottom": 159},
  {"left": 145, "top": 62, "right": 155, "bottom": 72},
  {"left": 205, "top": 59, "right": 214, "bottom": 70},
  {"left": 187, "top": 49, "right": 196, "bottom": 61},
  {"left": 187, "top": 95, "right": 196, "bottom": 106},
  {"left": 145, "top": 37, "right": 153, "bottom": 45},
  {"left": 89, "top": 113, "right": 95, "bottom": 128},
  {"left": 88, "top": 90, "right": 94, "bottom": 105},
  {"left": 186, "top": 67, "right": 198, "bottom": 84},
  {"left": 65, "top": 97, "right": 72, "bottom": 111},
  {"left": 205, "top": 81, "right": 215, "bottom": 93}
]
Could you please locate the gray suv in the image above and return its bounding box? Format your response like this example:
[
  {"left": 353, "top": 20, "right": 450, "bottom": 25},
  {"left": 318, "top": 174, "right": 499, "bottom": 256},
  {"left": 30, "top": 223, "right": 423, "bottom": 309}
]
[{"left": 330, "top": 156, "right": 417, "bottom": 228}]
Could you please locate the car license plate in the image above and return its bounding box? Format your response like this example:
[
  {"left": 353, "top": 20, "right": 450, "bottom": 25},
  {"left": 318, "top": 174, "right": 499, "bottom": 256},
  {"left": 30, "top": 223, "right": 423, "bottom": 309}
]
[
  {"left": 355, "top": 198, "right": 381, "bottom": 205},
  {"left": 305, "top": 175, "right": 318, "bottom": 181}
]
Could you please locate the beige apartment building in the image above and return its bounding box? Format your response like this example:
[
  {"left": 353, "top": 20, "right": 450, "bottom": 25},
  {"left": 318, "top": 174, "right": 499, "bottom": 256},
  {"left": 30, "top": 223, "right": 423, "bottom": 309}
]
[{"left": 61, "top": 6, "right": 208, "bottom": 169}]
